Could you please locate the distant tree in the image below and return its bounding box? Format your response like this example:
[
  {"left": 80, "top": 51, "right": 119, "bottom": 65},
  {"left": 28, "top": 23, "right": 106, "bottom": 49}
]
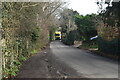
[
  {"left": 59, "top": 9, "right": 79, "bottom": 44},
  {"left": 59, "top": 9, "right": 78, "bottom": 34},
  {"left": 75, "top": 14, "right": 97, "bottom": 41}
]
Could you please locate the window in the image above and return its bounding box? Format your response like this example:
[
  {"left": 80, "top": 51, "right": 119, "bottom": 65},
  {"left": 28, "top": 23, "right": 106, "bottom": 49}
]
[{"left": 55, "top": 34, "right": 60, "bottom": 36}]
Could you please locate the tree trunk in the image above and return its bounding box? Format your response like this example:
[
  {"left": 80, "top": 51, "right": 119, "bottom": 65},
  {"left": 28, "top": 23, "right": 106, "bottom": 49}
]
[
  {"left": 0, "top": 21, "right": 2, "bottom": 80},
  {"left": 0, "top": 1, "right": 2, "bottom": 79}
]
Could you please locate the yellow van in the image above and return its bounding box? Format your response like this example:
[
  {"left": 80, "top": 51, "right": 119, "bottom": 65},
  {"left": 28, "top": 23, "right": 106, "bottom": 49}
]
[{"left": 55, "top": 31, "right": 61, "bottom": 40}]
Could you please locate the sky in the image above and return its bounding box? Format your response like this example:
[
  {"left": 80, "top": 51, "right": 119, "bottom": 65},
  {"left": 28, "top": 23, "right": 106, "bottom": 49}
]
[{"left": 67, "top": 0, "right": 99, "bottom": 15}]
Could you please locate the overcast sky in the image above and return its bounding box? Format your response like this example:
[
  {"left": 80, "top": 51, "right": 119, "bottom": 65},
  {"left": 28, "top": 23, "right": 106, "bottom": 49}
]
[{"left": 67, "top": 0, "right": 99, "bottom": 15}]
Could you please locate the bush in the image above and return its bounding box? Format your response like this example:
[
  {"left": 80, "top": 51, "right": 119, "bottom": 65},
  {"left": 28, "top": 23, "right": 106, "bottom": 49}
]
[
  {"left": 98, "top": 37, "right": 119, "bottom": 56},
  {"left": 62, "top": 30, "right": 80, "bottom": 45}
]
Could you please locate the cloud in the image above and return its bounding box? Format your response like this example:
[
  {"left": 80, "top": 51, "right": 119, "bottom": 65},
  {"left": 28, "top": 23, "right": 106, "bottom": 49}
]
[{"left": 68, "top": 0, "right": 99, "bottom": 15}]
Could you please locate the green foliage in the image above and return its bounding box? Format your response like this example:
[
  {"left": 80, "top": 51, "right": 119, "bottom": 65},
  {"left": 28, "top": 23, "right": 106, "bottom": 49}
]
[
  {"left": 2, "top": 2, "right": 60, "bottom": 78},
  {"left": 96, "top": 1, "right": 120, "bottom": 57},
  {"left": 4, "top": 65, "right": 19, "bottom": 77},
  {"left": 13, "top": 60, "right": 21, "bottom": 66},
  {"left": 31, "top": 27, "right": 40, "bottom": 43},
  {"left": 2, "top": 3, "right": 41, "bottom": 78},
  {"left": 80, "top": 42, "right": 98, "bottom": 49},
  {"left": 75, "top": 14, "right": 97, "bottom": 41},
  {"left": 18, "top": 55, "right": 26, "bottom": 62},
  {"left": 49, "top": 27, "right": 57, "bottom": 41},
  {"left": 98, "top": 37, "right": 119, "bottom": 56},
  {"left": 31, "top": 49, "right": 38, "bottom": 55},
  {"left": 63, "top": 30, "right": 80, "bottom": 45},
  {"left": 60, "top": 9, "right": 97, "bottom": 45}
]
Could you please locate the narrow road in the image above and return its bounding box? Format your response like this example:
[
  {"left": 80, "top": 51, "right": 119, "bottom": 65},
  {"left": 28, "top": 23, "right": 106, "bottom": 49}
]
[{"left": 50, "top": 41, "right": 118, "bottom": 78}]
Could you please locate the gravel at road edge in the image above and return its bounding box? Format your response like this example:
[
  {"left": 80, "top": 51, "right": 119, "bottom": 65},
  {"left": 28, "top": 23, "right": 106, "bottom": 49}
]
[{"left": 16, "top": 46, "right": 81, "bottom": 78}]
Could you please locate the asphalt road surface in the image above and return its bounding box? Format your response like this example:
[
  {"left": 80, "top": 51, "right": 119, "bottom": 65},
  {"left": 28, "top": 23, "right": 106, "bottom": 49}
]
[{"left": 50, "top": 41, "right": 118, "bottom": 78}]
